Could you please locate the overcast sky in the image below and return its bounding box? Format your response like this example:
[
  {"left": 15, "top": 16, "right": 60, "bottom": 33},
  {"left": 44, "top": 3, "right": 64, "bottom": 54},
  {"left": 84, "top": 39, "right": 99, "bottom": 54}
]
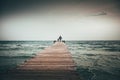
[{"left": 0, "top": 0, "right": 120, "bottom": 40}]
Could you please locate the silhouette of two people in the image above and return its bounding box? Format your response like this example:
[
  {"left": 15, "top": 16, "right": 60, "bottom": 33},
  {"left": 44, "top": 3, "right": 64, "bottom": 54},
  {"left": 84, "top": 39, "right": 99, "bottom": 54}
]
[{"left": 57, "top": 36, "right": 62, "bottom": 42}]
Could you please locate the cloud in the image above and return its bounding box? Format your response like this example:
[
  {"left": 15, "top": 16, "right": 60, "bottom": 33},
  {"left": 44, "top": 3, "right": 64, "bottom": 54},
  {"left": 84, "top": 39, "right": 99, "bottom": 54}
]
[{"left": 90, "top": 11, "right": 107, "bottom": 16}]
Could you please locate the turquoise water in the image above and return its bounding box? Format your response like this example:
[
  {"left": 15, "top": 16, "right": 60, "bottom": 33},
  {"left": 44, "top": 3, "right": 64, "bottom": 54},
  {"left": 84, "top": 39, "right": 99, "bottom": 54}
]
[
  {"left": 66, "top": 41, "right": 120, "bottom": 80},
  {"left": 0, "top": 41, "right": 120, "bottom": 80}
]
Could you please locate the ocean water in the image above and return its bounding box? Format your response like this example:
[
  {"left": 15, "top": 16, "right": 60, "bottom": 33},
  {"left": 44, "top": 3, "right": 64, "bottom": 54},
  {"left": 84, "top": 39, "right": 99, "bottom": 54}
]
[
  {"left": 66, "top": 41, "right": 120, "bottom": 80},
  {"left": 0, "top": 41, "right": 53, "bottom": 72},
  {"left": 0, "top": 41, "right": 120, "bottom": 80}
]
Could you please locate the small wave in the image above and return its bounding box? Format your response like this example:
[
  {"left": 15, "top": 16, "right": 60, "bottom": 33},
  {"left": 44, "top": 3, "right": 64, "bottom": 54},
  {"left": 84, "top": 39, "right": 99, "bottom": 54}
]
[
  {"left": 38, "top": 47, "right": 45, "bottom": 49},
  {"left": 0, "top": 56, "right": 33, "bottom": 59},
  {"left": 82, "top": 54, "right": 97, "bottom": 56},
  {"left": 17, "top": 44, "right": 22, "bottom": 46}
]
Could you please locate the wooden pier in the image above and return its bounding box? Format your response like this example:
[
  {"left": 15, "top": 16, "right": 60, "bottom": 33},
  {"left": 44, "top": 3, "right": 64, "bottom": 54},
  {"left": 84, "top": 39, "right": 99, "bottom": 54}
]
[{"left": 2, "top": 42, "right": 81, "bottom": 80}]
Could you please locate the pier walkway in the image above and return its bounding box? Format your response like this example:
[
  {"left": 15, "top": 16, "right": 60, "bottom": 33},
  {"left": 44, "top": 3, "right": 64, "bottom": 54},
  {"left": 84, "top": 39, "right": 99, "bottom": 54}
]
[{"left": 2, "top": 42, "right": 81, "bottom": 80}]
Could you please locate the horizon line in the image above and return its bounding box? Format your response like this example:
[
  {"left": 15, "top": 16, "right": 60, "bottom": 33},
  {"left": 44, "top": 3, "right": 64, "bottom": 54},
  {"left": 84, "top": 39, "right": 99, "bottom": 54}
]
[{"left": 0, "top": 40, "right": 120, "bottom": 41}]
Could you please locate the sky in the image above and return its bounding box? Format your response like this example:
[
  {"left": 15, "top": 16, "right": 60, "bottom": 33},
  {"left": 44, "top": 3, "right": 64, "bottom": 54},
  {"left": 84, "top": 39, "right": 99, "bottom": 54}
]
[{"left": 0, "top": 0, "right": 120, "bottom": 40}]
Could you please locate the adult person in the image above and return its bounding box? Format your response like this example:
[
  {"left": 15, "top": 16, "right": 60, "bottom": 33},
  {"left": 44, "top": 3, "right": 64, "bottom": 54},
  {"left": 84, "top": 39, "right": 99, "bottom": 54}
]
[{"left": 58, "top": 35, "right": 62, "bottom": 42}]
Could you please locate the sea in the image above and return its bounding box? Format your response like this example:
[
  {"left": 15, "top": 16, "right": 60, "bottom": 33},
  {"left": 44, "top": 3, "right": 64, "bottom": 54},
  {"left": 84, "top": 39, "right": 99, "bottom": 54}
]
[{"left": 0, "top": 41, "right": 120, "bottom": 80}]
